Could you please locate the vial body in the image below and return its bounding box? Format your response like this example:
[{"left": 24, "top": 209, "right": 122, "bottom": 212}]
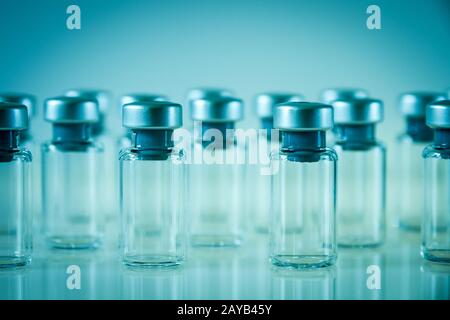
[
  {"left": 120, "top": 148, "right": 186, "bottom": 267},
  {"left": 42, "top": 141, "right": 104, "bottom": 249},
  {"left": 397, "top": 134, "right": 427, "bottom": 230},
  {"left": 189, "top": 141, "right": 245, "bottom": 247},
  {"left": 422, "top": 144, "right": 450, "bottom": 263},
  {"left": 270, "top": 148, "right": 337, "bottom": 269},
  {"left": 0, "top": 148, "right": 32, "bottom": 267},
  {"left": 335, "top": 142, "right": 386, "bottom": 247}
]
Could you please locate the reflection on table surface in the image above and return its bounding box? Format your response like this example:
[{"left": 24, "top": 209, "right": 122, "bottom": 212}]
[{"left": 0, "top": 230, "right": 448, "bottom": 300}]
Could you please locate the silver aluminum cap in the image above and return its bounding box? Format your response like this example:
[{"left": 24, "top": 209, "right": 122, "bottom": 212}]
[
  {"left": 255, "top": 92, "right": 304, "bottom": 118},
  {"left": 426, "top": 100, "right": 450, "bottom": 129},
  {"left": 189, "top": 97, "right": 243, "bottom": 122},
  {"left": 122, "top": 101, "right": 182, "bottom": 129},
  {"left": 120, "top": 93, "right": 169, "bottom": 106},
  {"left": 0, "top": 93, "right": 36, "bottom": 118},
  {"left": 320, "top": 88, "right": 369, "bottom": 105},
  {"left": 187, "top": 87, "right": 234, "bottom": 102},
  {"left": 0, "top": 102, "right": 29, "bottom": 130},
  {"left": 399, "top": 92, "right": 447, "bottom": 117},
  {"left": 332, "top": 98, "right": 383, "bottom": 125},
  {"left": 44, "top": 96, "right": 99, "bottom": 124},
  {"left": 274, "top": 102, "right": 333, "bottom": 131},
  {"left": 65, "top": 89, "right": 110, "bottom": 114}
]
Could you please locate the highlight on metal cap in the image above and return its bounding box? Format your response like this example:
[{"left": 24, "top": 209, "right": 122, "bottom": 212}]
[
  {"left": 187, "top": 87, "right": 234, "bottom": 102},
  {"left": 0, "top": 93, "right": 36, "bottom": 118},
  {"left": 120, "top": 93, "right": 169, "bottom": 107},
  {"left": 320, "top": 88, "right": 369, "bottom": 105},
  {"left": 122, "top": 101, "right": 182, "bottom": 129},
  {"left": 65, "top": 89, "right": 110, "bottom": 114},
  {"left": 189, "top": 96, "right": 243, "bottom": 122},
  {"left": 44, "top": 96, "right": 99, "bottom": 124},
  {"left": 426, "top": 100, "right": 450, "bottom": 129},
  {"left": 255, "top": 92, "right": 304, "bottom": 118},
  {"left": 399, "top": 92, "right": 447, "bottom": 118},
  {"left": 274, "top": 102, "right": 333, "bottom": 131},
  {"left": 332, "top": 98, "right": 383, "bottom": 125},
  {"left": 0, "top": 102, "right": 29, "bottom": 130}
]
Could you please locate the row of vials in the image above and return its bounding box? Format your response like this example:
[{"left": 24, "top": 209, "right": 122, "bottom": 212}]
[{"left": 0, "top": 88, "right": 449, "bottom": 269}]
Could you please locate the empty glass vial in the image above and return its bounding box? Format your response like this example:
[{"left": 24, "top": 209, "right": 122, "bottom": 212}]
[
  {"left": 422, "top": 100, "right": 450, "bottom": 263},
  {"left": 189, "top": 96, "right": 245, "bottom": 247},
  {"left": 120, "top": 101, "right": 186, "bottom": 267},
  {"left": 332, "top": 98, "right": 386, "bottom": 248},
  {"left": 0, "top": 103, "right": 32, "bottom": 267},
  {"left": 397, "top": 92, "right": 447, "bottom": 231},
  {"left": 249, "top": 93, "right": 303, "bottom": 233},
  {"left": 270, "top": 102, "right": 337, "bottom": 269},
  {"left": 42, "top": 97, "right": 104, "bottom": 249}
]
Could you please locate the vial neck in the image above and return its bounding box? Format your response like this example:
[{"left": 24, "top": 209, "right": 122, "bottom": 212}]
[
  {"left": 406, "top": 117, "right": 433, "bottom": 142},
  {"left": 52, "top": 124, "right": 92, "bottom": 142},
  {"left": 132, "top": 129, "right": 174, "bottom": 150},
  {"left": 281, "top": 131, "right": 326, "bottom": 150},
  {"left": 0, "top": 130, "right": 20, "bottom": 150},
  {"left": 433, "top": 129, "right": 450, "bottom": 147},
  {"left": 92, "top": 116, "right": 105, "bottom": 137},
  {"left": 336, "top": 124, "right": 376, "bottom": 144},
  {"left": 261, "top": 117, "right": 274, "bottom": 140},
  {"left": 195, "top": 121, "right": 235, "bottom": 148}
]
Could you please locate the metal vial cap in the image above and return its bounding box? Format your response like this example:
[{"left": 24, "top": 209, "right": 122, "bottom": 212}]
[
  {"left": 44, "top": 96, "right": 99, "bottom": 124},
  {"left": 0, "top": 102, "right": 29, "bottom": 130},
  {"left": 255, "top": 92, "right": 304, "bottom": 118},
  {"left": 187, "top": 87, "right": 234, "bottom": 102},
  {"left": 426, "top": 100, "right": 450, "bottom": 129},
  {"left": 274, "top": 102, "right": 333, "bottom": 131},
  {"left": 120, "top": 93, "right": 169, "bottom": 106},
  {"left": 189, "top": 96, "right": 243, "bottom": 122},
  {"left": 399, "top": 92, "right": 447, "bottom": 118},
  {"left": 65, "top": 89, "right": 110, "bottom": 114},
  {"left": 122, "top": 101, "right": 182, "bottom": 129},
  {"left": 0, "top": 93, "right": 36, "bottom": 119},
  {"left": 332, "top": 98, "right": 383, "bottom": 125},
  {"left": 320, "top": 88, "right": 369, "bottom": 105}
]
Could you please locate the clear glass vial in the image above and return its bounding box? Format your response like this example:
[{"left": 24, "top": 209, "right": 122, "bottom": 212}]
[
  {"left": 189, "top": 96, "right": 245, "bottom": 247},
  {"left": 120, "top": 101, "right": 186, "bottom": 267},
  {"left": 422, "top": 100, "right": 450, "bottom": 263},
  {"left": 0, "top": 103, "right": 32, "bottom": 267},
  {"left": 397, "top": 92, "right": 447, "bottom": 231},
  {"left": 42, "top": 96, "right": 104, "bottom": 249},
  {"left": 332, "top": 98, "right": 386, "bottom": 248},
  {"left": 250, "top": 93, "right": 303, "bottom": 233},
  {"left": 270, "top": 102, "right": 337, "bottom": 269}
]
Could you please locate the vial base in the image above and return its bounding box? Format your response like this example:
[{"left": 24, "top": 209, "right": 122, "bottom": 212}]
[
  {"left": 47, "top": 235, "right": 101, "bottom": 250},
  {"left": 398, "top": 219, "right": 421, "bottom": 232},
  {"left": 422, "top": 249, "right": 450, "bottom": 264},
  {"left": 0, "top": 255, "right": 31, "bottom": 268},
  {"left": 270, "top": 254, "right": 336, "bottom": 269},
  {"left": 255, "top": 225, "right": 269, "bottom": 234},
  {"left": 190, "top": 234, "right": 242, "bottom": 248},
  {"left": 338, "top": 237, "right": 383, "bottom": 249},
  {"left": 123, "top": 255, "right": 185, "bottom": 268}
]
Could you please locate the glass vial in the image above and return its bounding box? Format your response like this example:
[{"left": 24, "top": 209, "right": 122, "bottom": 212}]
[
  {"left": 250, "top": 93, "right": 303, "bottom": 233},
  {"left": 189, "top": 96, "right": 245, "bottom": 247},
  {"left": 397, "top": 92, "right": 447, "bottom": 231},
  {"left": 0, "top": 103, "right": 32, "bottom": 267},
  {"left": 422, "top": 100, "right": 450, "bottom": 263},
  {"left": 120, "top": 101, "right": 186, "bottom": 267},
  {"left": 42, "top": 97, "right": 104, "bottom": 249},
  {"left": 270, "top": 102, "right": 337, "bottom": 269},
  {"left": 332, "top": 98, "right": 386, "bottom": 248}
]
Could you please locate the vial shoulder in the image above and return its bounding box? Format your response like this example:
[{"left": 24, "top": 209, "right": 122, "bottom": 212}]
[
  {"left": 423, "top": 144, "right": 450, "bottom": 159},
  {"left": 0, "top": 148, "right": 32, "bottom": 162},
  {"left": 119, "top": 147, "right": 185, "bottom": 162},
  {"left": 42, "top": 140, "right": 103, "bottom": 153},
  {"left": 271, "top": 147, "right": 337, "bottom": 162}
]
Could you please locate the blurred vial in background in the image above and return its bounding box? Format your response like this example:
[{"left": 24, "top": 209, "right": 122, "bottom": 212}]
[
  {"left": 422, "top": 100, "right": 450, "bottom": 263},
  {"left": 332, "top": 98, "right": 386, "bottom": 248},
  {"left": 120, "top": 101, "right": 186, "bottom": 267},
  {"left": 187, "top": 87, "right": 234, "bottom": 104},
  {"left": 0, "top": 103, "right": 32, "bottom": 267},
  {"left": 189, "top": 96, "right": 245, "bottom": 247},
  {"left": 42, "top": 97, "right": 104, "bottom": 249},
  {"left": 249, "top": 93, "right": 303, "bottom": 233},
  {"left": 270, "top": 102, "right": 337, "bottom": 269},
  {"left": 320, "top": 88, "right": 369, "bottom": 146},
  {"left": 397, "top": 92, "right": 447, "bottom": 231},
  {"left": 64, "top": 89, "right": 117, "bottom": 230}
]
